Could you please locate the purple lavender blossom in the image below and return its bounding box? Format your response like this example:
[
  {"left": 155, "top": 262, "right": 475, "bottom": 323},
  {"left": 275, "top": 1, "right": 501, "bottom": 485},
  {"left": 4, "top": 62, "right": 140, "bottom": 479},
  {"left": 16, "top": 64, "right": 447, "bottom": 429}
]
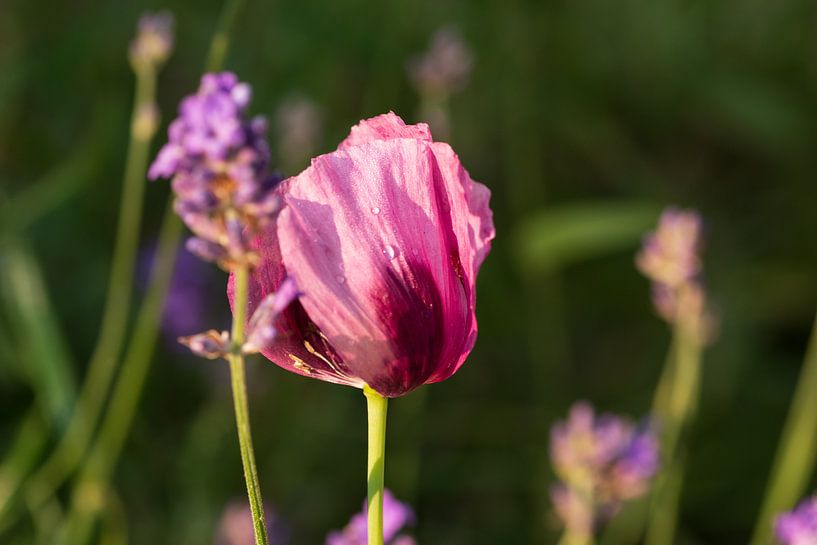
[
  {"left": 215, "top": 500, "right": 290, "bottom": 545},
  {"left": 775, "top": 497, "right": 817, "bottom": 545},
  {"left": 326, "top": 490, "right": 416, "bottom": 545},
  {"left": 129, "top": 11, "right": 174, "bottom": 70},
  {"left": 636, "top": 206, "right": 715, "bottom": 341},
  {"left": 550, "top": 402, "right": 659, "bottom": 533},
  {"left": 137, "top": 245, "right": 218, "bottom": 343},
  {"left": 149, "top": 72, "right": 281, "bottom": 270}
]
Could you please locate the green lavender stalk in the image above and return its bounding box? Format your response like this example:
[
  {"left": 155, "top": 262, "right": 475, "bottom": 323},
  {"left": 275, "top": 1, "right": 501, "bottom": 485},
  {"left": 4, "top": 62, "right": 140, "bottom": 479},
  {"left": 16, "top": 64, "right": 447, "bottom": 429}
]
[
  {"left": 53, "top": 1, "right": 249, "bottom": 542},
  {"left": 750, "top": 311, "right": 817, "bottom": 545},
  {"left": 645, "top": 313, "right": 704, "bottom": 545},
  {"left": 22, "top": 40, "right": 162, "bottom": 519}
]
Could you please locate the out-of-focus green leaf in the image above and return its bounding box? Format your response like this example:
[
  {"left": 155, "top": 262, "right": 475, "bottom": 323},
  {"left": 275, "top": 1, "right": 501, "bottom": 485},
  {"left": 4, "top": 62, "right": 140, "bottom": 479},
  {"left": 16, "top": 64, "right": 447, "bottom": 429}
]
[
  {"left": 0, "top": 240, "right": 76, "bottom": 429},
  {"left": 513, "top": 200, "right": 661, "bottom": 275},
  {"left": 0, "top": 99, "right": 117, "bottom": 234}
]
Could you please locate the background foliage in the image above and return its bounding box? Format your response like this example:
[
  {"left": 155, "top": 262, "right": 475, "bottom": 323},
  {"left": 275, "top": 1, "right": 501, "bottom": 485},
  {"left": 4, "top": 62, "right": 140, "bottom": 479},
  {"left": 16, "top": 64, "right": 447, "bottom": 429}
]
[{"left": 2, "top": 0, "right": 817, "bottom": 543}]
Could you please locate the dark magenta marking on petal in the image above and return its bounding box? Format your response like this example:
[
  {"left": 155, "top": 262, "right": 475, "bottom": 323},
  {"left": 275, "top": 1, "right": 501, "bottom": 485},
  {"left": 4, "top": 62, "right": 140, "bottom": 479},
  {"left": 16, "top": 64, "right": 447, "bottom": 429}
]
[{"left": 363, "top": 261, "right": 445, "bottom": 397}]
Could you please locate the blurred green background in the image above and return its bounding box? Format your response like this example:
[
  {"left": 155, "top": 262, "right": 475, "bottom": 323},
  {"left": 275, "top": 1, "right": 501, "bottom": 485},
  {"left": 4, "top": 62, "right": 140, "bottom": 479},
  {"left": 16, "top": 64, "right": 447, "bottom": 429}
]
[{"left": 2, "top": 0, "right": 817, "bottom": 544}]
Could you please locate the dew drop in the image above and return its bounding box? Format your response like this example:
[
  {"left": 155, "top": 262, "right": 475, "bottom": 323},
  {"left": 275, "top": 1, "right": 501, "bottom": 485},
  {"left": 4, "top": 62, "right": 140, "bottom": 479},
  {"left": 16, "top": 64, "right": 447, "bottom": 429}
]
[
  {"left": 336, "top": 275, "right": 346, "bottom": 284},
  {"left": 383, "top": 244, "right": 397, "bottom": 260},
  {"left": 371, "top": 206, "right": 381, "bottom": 215}
]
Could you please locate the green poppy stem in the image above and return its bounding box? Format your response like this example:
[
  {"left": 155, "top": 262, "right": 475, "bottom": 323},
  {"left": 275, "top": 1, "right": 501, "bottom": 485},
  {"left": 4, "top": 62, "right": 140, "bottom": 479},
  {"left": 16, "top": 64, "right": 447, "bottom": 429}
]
[{"left": 365, "top": 386, "right": 388, "bottom": 545}]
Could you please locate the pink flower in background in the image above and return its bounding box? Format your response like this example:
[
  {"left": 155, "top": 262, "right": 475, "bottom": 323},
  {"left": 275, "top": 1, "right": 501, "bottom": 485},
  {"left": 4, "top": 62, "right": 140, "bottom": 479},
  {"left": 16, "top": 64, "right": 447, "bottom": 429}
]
[
  {"left": 229, "top": 112, "right": 494, "bottom": 397},
  {"left": 776, "top": 497, "right": 817, "bottom": 545},
  {"left": 326, "top": 490, "right": 416, "bottom": 545}
]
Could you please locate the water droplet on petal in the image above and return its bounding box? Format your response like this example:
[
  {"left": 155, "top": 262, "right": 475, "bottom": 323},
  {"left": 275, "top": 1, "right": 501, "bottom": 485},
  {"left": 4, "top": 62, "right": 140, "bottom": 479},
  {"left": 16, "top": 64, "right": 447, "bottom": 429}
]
[
  {"left": 371, "top": 206, "right": 381, "bottom": 215},
  {"left": 336, "top": 275, "right": 346, "bottom": 284},
  {"left": 383, "top": 244, "right": 397, "bottom": 260}
]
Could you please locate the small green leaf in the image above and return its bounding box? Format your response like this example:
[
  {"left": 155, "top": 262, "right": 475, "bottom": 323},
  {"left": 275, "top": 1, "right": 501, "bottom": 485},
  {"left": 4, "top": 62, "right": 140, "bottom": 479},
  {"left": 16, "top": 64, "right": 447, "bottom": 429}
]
[{"left": 513, "top": 201, "right": 661, "bottom": 274}]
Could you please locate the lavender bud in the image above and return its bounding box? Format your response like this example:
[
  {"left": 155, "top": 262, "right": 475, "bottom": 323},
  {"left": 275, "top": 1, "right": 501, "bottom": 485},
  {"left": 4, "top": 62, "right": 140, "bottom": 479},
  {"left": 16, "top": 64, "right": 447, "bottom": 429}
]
[
  {"left": 178, "top": 329, "right": 230, "bottom": 359},
  {"left": 243, "top": 278, "right": 300, "bottom": 354},
  {"left": 185, "top": 237, "right": 227, "bottom": 265},
  {"left": 129, "top": 11, "right": 174, "bottom": 71},
  {"left": 636, "top": 207, "right": 702, "bottom": 289}
]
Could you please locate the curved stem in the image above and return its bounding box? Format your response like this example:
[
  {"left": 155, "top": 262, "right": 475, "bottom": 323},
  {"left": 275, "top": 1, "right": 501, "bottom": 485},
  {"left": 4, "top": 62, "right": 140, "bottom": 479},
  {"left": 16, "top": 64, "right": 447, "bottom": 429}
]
[
  {"left": 228, "top": 265, "right": 269, "bottom": 545},
  {"left": 364, "top": 386, "right": 388, "bottom": 545},
  {"left": 23, "top": 63, "right": 158, "bottom": 515},
  {"left": 645, "top": 313, "right": 703, "bottom": 545},
  {"left": 750, "top": 310, "right": 817, "bottom": 545}
]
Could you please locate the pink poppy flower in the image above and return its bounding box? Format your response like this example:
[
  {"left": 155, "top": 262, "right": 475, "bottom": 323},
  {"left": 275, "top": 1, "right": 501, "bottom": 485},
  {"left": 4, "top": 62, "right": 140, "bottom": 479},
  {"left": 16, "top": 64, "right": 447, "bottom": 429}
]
[{"left": 228, "top": 112, "right": 494, "bottom": 397}]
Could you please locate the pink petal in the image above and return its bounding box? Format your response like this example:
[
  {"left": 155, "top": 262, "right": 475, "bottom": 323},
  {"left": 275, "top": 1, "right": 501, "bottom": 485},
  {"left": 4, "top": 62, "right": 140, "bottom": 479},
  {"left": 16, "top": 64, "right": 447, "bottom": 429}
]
[
  {"left": 228, "top": 225, "right": 364, "bottom": 388},
  {"left": 276, "top": 116, "right": 494, "bottom": 397},
  {"left": 338, "top": 112, "right": 432, "bottom": 150}
]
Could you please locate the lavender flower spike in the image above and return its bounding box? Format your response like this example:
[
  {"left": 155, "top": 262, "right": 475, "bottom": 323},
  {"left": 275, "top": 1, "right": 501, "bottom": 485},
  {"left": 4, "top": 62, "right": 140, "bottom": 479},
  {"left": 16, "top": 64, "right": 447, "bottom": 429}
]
[
  {"left": 775, "top": 497, "right": 817, "bottom": 545},
  {"left": 550, "top": 402, "right": 659, "bottom": 535},
  {"left": 326, "top": 489, "right": 416, "bottom": 545},
  {"left": 149, "top": 72, "right": 281, "bottom": 270}
]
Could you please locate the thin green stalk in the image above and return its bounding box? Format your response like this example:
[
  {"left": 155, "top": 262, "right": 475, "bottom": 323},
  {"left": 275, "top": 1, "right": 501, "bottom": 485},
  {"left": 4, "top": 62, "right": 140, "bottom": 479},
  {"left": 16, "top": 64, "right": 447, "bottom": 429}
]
[
  {"left": 645, "top": 317, "right": 703, "bottom": 545},
  {"left": 644, "top": 451, "right": 686, "bottom": 545},
  {"left": 45, "top": 1, "right": 249, "bottom": 541},
  {"left": 57, "top": 206, "right": 182, "bottom": 545},
  {"left": 364, "top": 386, "right": 388, "bottom": 545},
  {"left": 0, "top": 410, "right": 48, "bottom": 533},
  {"left": 228, "top": 265, "right": 270, "bottom": 545},
  {"left": 205, "top": 0, "right": 246, "bottom": 72},
  {"left": 23, "top": 64, "right": 159, "bottom": 513},
  {"left": 557, "top": 530, "right": 595, "bottom": 545},
  {"left": 750, "top": 311, "right": 817, "bottom": 545}
]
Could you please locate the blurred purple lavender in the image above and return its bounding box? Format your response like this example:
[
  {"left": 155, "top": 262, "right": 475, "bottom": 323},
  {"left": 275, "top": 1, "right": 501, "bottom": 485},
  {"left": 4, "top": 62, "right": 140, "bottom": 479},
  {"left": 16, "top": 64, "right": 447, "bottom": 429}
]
[
  {"left": 775, "top": 497, "right": 817, "bottom": 545},
  {"left": 129, "top": 11, "right": 174, "bottom": 71},
  {"left": 407, "top": 26, "right": 474, "bottom": 138},
  {"left": 149, "top": 72, "right": 280, "bottom": 270},
  {"left": 408, "top": 26, "right": 474, "bottom": 98},
  {"left": 550, "top": 402, "right": 659, "bottom": 536},
  {"left": 215, "top": 499, "right": 290, "bottom": 545},
  {"left": 326, "top": 490, "right": 416, "bottom": 545},
  {"left": 275, "top": 94, "right": 322, "bottom": 174},
  {"left": 636, "top": 207, "right": 714, "bottom": 342},
  {"left": 137, "top": 245, "right": 217, "bottom": 343}
]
